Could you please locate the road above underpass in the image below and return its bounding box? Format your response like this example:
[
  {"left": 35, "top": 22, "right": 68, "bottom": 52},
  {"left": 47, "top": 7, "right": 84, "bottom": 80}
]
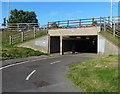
[{"left": 2, "top": 53, "right": 97, "bottom": 92}]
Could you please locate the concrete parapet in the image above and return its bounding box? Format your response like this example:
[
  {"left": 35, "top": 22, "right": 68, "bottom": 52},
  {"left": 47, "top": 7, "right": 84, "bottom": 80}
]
[{"left": 48, "top": 26, "right": 100, "bottom": 36}]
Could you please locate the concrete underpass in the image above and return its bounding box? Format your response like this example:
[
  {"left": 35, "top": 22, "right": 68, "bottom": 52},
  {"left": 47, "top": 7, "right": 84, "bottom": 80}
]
[
  {"left": 48, "top": 27, "right": 100, "bottom": 55},
  {"left": 50, "top": 36, "right": 97, "bottom": 55}
]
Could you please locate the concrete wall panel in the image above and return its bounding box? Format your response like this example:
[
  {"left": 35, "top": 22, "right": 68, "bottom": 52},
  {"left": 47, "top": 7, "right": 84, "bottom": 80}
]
[
  {"left": 98, "top": 34, "right": 119, "bottom": 56},
  {"left": 48, "top": 26, "right": 100, "bottom": 36}
]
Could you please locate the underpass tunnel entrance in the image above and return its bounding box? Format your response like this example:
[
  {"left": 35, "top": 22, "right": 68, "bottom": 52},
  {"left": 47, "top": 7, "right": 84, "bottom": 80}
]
[
  {"left": 63, "top": 36, "right": 97, "bottom": 54},
  {"left": 50, "top": 36, "right": 60, "bottom": 53},
  {"left": 50, "top": 35, "right": 97, "bottom": 54}
]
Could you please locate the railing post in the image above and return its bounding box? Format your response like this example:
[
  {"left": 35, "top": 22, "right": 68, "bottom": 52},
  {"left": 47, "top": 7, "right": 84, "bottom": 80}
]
[
  {"left": 67, "top": 20, "right": 69, "bottom": 27},
  {"left": 100, "top": 17, "right": 101, "bottom": 25},
  {"left": 113, "top": 23, "right": 116, "bottom": 36},
  {"left": 48, "top": 22, "right": 49, "bottom": 28},
  {"left": 21, "top": 32, "right": 24, "bottom": 41},
  {"left": 58, "top": 21, "right": 60, "bottom": 28},
  {"left": 9, "top": 36, "right": 12, "bottom": 45},
  {"left": 79, "top": 19, "right": 81, "bottom": 26},
  {"left": 104, "top": 18, "right": 106, "bottom": 31},
  {"left": 92, "top": 18, "right": 95, "bottom": 26},
  {"left": 92, "top": 18, "right": 94, "bottom": 21},
  {"left": 17, "top": 23, "right": 19, "bottom": 32},
  {"left": 28, "top": 23, "right": 29, "bottom": 30},
  {"left": 34, "top": 28, "right": 36, "bottom": 38}
]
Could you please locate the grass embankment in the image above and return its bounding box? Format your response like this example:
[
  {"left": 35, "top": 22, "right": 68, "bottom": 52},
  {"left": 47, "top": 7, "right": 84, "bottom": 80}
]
[
  {"left": 100, "top": 30, "right": 120, "bottom": 48},
  {"left": 1, "top": 45, "right": 47, "bottom": 60},
  {"left": 67, "top": 55, "right": 118, "bottom": 92},
  {"left": 1, "top": 29, "right": 48, "bottom": 60}
]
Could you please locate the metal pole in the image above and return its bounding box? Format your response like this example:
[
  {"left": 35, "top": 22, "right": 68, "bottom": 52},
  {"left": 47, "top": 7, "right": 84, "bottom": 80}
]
[
  {"left": 104, "top": 18, "right": 106, "bottom": 31},
  {"left": 110, "top": 0, "right": 112, "bottom": 26},
  {"left": 113, "top": 23, "right": 116, "bottom": 36}
]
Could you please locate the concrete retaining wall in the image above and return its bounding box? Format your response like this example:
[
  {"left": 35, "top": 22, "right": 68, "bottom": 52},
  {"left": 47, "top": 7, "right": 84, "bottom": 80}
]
[
  {"left": 17, "top": 35, "right": 48, "bottom": 53},
  {"left": 17, "top": 27, "right": 119, "bottom": 56},
  {"left": 98, "top": 34, "right": 119, "bottom": 56}
]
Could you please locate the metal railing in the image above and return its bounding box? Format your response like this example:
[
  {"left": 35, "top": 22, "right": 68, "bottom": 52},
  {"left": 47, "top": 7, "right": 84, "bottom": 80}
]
[
  {"left": 48, "top": 16, "right": 120, "bottom": 37},
  {"left": 9, "top": 29, "right": 48, "bottom": 45},
  {"left": 48, "top": 16, "right": 120, "bottom": 28},
  {"left": 8, "top": 16, "right": 120, "bottom": 45},
  {"left": 102, "top": 17, "right": 120, "bottom": 37}
]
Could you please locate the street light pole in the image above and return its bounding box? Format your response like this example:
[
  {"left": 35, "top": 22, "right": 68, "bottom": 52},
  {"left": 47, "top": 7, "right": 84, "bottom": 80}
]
[{"left": 110, "top": 0, "right": 113, "bottom": 25}]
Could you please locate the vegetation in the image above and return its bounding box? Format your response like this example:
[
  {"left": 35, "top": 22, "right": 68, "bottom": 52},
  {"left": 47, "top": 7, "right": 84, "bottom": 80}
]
[
  {"left": 1, "top": 29, "right": 48, "bottom": 60},
  {"left": 2, "top": 29, "right": 19, "bottom": 45},
  {"left": 8, "top": 9, "right": 38, "bottom": 23},
  {"left": 100, "top": 30, "right": 120, "bottom": 47},
  {"left": 67, "top": 55, "right": 118, "bottom": 92},
  {"left": 1, "top": 45, "right": 47, "bottom": 60},
  {"left": 2, "top": 29, "right": 47, "bottom": 45}
]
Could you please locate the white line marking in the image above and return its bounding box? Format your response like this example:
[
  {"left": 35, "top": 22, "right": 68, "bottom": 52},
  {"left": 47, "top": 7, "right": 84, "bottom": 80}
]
[
  {"left": 50, "top": 61, "right": 61, "bottom": 64},
  {"left": 0, "top": 58, "right": 47, "bottom": 70},
  {"left": 26, "top": 70, "right": 36, "bottom": 81},
  {"left": 0, "top": 61, "right": 29, "bottom": 70},
  {"left": 31, "top": 58, "right": 47, "bottom": 62}
]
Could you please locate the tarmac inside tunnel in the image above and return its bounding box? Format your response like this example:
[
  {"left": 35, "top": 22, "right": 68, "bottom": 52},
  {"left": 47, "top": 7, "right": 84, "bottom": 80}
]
[{"left": 50, "top": 36, "right": 97, "bottom": 54}]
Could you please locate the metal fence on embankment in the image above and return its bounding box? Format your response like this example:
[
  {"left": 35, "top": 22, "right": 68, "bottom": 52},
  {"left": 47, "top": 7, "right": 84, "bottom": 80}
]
[
  {"left": 8, "top": 16, "right": 120, "bottom": 45},
  {"left": 9, "top": 29, "right": 47, "bottom": 45}
]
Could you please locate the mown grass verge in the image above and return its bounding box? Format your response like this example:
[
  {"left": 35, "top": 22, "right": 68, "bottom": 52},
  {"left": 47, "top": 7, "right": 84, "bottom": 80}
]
[{"left": 67, "top": 55, "right": 118, "bottom": 92}]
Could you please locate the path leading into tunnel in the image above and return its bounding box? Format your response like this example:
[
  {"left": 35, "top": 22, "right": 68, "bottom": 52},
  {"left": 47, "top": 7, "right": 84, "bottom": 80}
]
[{"left": 2, "top": 53, "right": 97, "bottom": 92}]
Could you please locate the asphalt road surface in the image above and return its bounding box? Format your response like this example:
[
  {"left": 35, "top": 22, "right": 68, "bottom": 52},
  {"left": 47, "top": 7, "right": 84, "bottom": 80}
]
[{"left": 2, "top": 53, "right": 97, "bottom": 92}]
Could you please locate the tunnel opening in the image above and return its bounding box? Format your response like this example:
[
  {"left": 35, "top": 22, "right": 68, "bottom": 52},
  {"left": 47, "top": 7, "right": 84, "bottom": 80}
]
[
  {"left": 50, "top": 36, "right": 60, "bottom": 53},
  {"left": 50, "top": 35, "right": 97, "bottom": 54},
  {"left": 63, "top": 36, "right": 97, "bottom": 54}
]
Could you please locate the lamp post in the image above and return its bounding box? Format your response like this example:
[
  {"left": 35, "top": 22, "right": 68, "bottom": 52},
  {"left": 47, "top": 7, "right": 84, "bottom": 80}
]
[{"left": 110, "top": 0, "right": 113, "bottom": 26}]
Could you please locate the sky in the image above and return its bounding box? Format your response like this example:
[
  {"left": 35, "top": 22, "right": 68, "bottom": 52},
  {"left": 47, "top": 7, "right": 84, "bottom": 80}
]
[
  {"left": 1, "top": 2, "right": 119, "bottom": 25},
  {"left": 2, "top": 0, "right": 120, "bottom": 2}
]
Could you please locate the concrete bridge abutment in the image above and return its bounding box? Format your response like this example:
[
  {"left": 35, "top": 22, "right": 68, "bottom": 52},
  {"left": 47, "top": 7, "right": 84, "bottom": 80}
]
[
  {"left": 48, "top": 26, "right": 119, "bottom": 56},
  {"left": 48, "top": 26, "right": 100, "bottom": 55}
]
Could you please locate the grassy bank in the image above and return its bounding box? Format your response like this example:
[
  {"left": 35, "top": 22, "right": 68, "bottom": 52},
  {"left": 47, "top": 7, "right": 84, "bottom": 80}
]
[
  {"left": 2, "top": 29, "right": 47, "bottom": 45},
  {"left": 1, "top": 45, "right": 47, "bottom": 60},
  {"left": 1, "top": 29, "right": 48, "bottom": 60},
  {"left": 100, "top": 30, "right": 120, "bottom": 48},
  {"left": 67, "top": 55, "right": 118, "bottom": 92}
]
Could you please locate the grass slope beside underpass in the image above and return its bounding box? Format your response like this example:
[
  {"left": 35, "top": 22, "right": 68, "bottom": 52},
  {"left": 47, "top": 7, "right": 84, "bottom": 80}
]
[
  {"left": 67, "top": 55, "right": 118, "bottom": 92},
  {"left": 1, "top": 29, "right": 48, "bottom": 60}
]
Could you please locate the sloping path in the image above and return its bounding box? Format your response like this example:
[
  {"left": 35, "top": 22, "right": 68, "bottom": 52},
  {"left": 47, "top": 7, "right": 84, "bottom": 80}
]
[{"left": 2, "top": 53, "right": 97, "bottom": 92}]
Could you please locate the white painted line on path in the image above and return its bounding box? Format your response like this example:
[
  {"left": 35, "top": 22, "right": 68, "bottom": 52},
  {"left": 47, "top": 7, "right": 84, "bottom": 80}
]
[
  {"left": 31, "top": 58, "right": 47, "bottom": 62},
  {"left": 50, "top": 61, "right": 61, "bottom": 65},
  {"left": 0, "top": 61, "right": 29, "bottom": 70},
  {"left": 0, "top": 58, "right": 47, "bottom": 70},
  {"left": 26, "top": 70, "right": 36, "bottom": 81}
]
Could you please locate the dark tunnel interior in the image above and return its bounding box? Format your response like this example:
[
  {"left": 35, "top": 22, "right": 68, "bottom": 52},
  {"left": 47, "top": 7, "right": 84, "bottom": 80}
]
[{"left": 50, "top": 36, "right": 97, "bottom": 54}]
